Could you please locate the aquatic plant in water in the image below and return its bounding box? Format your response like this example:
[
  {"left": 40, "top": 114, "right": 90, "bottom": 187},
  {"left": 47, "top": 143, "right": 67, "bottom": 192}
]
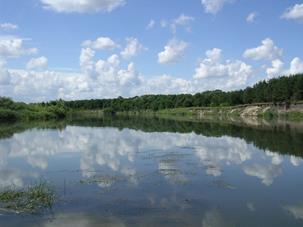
[{"left": 0, "top": 181, "right": 55, "bottom": 214}]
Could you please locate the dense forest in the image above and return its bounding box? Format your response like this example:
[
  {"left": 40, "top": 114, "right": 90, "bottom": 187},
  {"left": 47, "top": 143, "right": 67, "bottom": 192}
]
[
  {"left": 65, "top": 74, "right": 303, "bottom": 111},
  {"left": 0, "top": 74, "right": 303, "bottom": 122}
]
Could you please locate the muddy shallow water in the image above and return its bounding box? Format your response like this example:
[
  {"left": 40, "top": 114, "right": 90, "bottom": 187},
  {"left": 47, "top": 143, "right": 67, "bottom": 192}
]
[{"left": 0, "top": 117, "right": 303, "bottom": 226}]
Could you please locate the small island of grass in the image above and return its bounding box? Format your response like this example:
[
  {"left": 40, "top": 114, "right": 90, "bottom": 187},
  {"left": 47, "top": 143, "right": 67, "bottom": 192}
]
[{"left": 0, "top": 181, "right": 55, "bottom": 214}]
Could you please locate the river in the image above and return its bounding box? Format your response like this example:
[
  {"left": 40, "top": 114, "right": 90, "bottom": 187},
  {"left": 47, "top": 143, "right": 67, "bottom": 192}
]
[{"left": 0, "top": 116, "right": 303, "bottom": 226}]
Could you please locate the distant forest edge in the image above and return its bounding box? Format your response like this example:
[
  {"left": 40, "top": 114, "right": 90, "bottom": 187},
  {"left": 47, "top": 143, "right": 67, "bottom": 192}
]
[{"left": 1, "top": 74, "right": 303, "bottom": 122}]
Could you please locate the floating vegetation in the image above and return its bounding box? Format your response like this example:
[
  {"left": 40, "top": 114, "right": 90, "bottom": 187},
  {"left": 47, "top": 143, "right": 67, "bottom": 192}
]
[
  {"left": 212, "top": 179, "right": 237, "bottom": 190},
  {"left": 80, "top": 175, "right": 125, "bottom": 187},
  {"left": 0, "top": 181, "right": 55, "bottom": 214},
  {"left": 158, "top": 168, "right": 182, "bottom": 176}
]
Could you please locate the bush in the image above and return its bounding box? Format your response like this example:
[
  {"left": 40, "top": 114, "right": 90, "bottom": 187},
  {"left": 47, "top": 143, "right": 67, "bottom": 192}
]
[
  {"left": 49, "top": 106, "right": 66, "bottom": 119},
  {"left": 0, "top": 97, "right": 14, "bottom": 109},
  {"left": 262, "top": 109, "right": 278, "bottom": 120},
  {"left": 103, "top": 107, "right": 116, "bottom": 116},
  {"left": 0, "top": 109, "right": 17, "bottom": 122}
]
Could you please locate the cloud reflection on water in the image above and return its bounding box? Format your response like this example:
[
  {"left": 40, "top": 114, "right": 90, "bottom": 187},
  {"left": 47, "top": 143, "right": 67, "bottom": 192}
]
[{"left": 0, "top": 126, "right": 301, "bottom": 188}]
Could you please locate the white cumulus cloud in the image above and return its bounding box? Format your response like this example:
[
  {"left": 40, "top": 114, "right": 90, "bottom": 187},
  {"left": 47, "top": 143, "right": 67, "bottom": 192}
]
[
  {"left": 266, "top": 59, "right": 284, "bottom": 79},
  {"left": 243, "top": 38, "right": 283, "bottom": 61},
  {"left": 80, "top": 47, "right": 95, "bottom": 75},
  {"left": 201, "top": 0, "right": 233, "bottom": 14},
  {"left": 194, "top": 48, "right": 252, "bottom": 89},
  {"left": 265, "top": 57, "right": 303, "bottom": 79},
  {"left": 0, "top": 36, "right": 192, "bottom": 101},
  {"left": 160, "top": 14, "right": 194, "bottom": 33},
  {"left": 120, "top": 37, "right": 146, "bottom": 59},
  {"left": 0, "top": 37, "right": 38, "bottom": 58},
  {"left": 138, "top": 74, "right": 192, "bottom": 95},
  {"left": 26, "top": 56, "right": 48, "bottom": 70},
  {"left": 146, "top": 20, "right": 155, "bottom": 30},
  {"left": 5, "top": 34, "right": 301, "bottom": 102},
  {"left": 41, "top": 0, "right": 126, "bottom": 13},
  {"left": 170, "top": 14, "right": 194, "bottom": 33},
  {"left": 82, "top": 36, "right": 117, "bottom": 50},
  {"left": 246, "top": 12, "right": 257, "bottom": 23},
  {"left": 117, "top": 62, "right": 141, "bottom": 86},
  {"left": 0, "top": 60, "right": 11, "bottom": 85},
  {"left": 282, "top": 3, "right": 303, "bottom": 22},
  {"left": 158, "top": 39, "right": 188, "bottom": 64},
  {"left": 95, "top": 54, "right": 121, "bottom": 83},
  {"left": 92, "top": 54, "right": 143, "bottom": 96},
  {"left": 0, "top": 23, "right": 18, "bottom": 30},
  {"left": 289, "top": 57, "right": 303, "bottom": 74}
]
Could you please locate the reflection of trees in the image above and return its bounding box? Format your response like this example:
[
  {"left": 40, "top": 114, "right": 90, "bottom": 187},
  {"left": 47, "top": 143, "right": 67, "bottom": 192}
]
[
  {"left": 0, "top": 121, "right": 66, "bottom": 139},
  {"left": 1, "top": 116, "right": 303, "bottom": 158},
  {"left": 67, "top": 116, "right": 303, "bottom": 158}
]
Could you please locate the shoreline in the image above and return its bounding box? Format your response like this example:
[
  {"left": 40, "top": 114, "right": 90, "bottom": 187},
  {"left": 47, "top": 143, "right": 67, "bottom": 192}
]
[
  {"left": 1, "top": 101, "right": 303, "bottom": 124},
  {"left": 111, "top": 102, "right": 303, "bottom": 121}
]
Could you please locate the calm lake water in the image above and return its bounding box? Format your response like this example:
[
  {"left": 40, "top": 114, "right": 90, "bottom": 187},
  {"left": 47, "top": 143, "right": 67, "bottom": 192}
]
[{"left": 0, "top": 116, "right": 303, "bottom": 226}]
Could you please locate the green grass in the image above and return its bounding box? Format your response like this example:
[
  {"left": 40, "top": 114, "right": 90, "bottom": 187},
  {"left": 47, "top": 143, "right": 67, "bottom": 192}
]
[
  {"left": 0, "top": 181, "right": 55, "bottom": 214},
  {"left": 258, "top": 108, "right": 278, "bottom": 120},
  {"left": 156, "top": 108, "right": 195, "bottom": 116},
  {"left": 283, "top": 111, "right": 303, "bottom": 121}
]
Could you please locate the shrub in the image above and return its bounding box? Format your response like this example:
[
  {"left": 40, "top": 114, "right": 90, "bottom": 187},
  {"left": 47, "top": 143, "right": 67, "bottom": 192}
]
[
  {"left": 103, "top": 107, "right": 116, "bottom": 116},
  {"left": 0, "top": 109, "right": 17, "bottom": 122}
]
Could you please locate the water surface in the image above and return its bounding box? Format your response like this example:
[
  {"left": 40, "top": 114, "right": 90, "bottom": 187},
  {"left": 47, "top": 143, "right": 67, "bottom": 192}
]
[{"left": 0, "top": 117, "right": 303, "bottom": 226}]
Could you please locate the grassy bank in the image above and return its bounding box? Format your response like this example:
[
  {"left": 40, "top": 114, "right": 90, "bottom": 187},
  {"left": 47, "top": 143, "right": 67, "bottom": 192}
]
[{"left": 1, "top": 95, "right": 303, "bottom": 123}]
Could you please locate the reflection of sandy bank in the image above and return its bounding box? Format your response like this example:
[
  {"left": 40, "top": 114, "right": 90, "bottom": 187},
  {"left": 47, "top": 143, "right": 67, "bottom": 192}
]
[
  {"left": 240, "top": 106, "right": 262, "bottom": 117},
  {"left": 200, "top": 114, "right": 303, "bottom": 133},
  {"left": 240, "top": 116, "right": 261, "bottom": 126}
]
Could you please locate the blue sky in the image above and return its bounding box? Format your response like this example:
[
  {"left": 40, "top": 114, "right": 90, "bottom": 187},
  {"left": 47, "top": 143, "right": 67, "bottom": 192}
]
[{"left": 0, "top": 0, "right": 303, "bottom": 102}]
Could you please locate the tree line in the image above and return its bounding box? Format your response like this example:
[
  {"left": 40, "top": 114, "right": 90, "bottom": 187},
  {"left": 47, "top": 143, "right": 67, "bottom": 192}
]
[{"left": 64, "top": 74, "right": 303, "bottom": 111}]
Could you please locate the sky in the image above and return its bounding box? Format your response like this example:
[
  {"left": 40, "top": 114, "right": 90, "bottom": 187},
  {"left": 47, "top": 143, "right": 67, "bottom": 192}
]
[{"left": 0, "top": 0, "right": 303, "bottom": 102}]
